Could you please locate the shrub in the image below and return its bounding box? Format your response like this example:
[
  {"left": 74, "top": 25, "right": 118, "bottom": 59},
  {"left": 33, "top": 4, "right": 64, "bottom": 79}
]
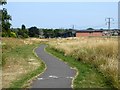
[
  {"left": 9, "top": 32, "right": 17, "bottom": 38},
  {"left": 2, "top": 32, "right": 8, "bottom": 37}
]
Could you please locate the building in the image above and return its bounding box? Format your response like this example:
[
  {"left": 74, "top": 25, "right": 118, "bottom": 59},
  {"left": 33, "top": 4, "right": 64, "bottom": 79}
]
[{"left": 76, "top": 30, "right": 103, "bottom": 37}]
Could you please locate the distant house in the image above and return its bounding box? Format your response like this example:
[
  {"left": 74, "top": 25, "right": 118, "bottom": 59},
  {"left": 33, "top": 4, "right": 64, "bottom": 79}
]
[{"left": 76, "top": 30, "right": 103, "bottom": 37}]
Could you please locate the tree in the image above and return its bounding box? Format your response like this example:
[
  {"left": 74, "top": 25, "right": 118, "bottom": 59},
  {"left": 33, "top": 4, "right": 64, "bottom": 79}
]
[
  {"left": 0, "top": 0, "right": 12, "bottom": 37},
  {"left": 28, "top": 26, "right": 39, "bottom": 37},
  {"left": 87, "top": 28, "right": 94, "bottom": 30},
  {"left": 17, "top": 24, "right": 28, "bottom": 38},
  {"left": 54, "top": 29, "right": 61, "bottom": 37},
  {"left": 21, "top": 24, "right": 26, "bottom": 30},
  {"left": 100, "top": 28, "right": 103, "bottom": 30},
  {"left": 0, "top": 0, "right": 7, "bottom": 5}
]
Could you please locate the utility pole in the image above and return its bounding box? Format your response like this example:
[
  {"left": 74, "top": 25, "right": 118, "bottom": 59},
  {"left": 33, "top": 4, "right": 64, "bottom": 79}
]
[
  {"left": 72, "top": 25, "right": 75, "bottom": 30},
  {"left": 71, "top": 25, "right": 76, "bottom": 38},
  {"left": 105, "top": 18, "right": 114, "bottom": 30}
]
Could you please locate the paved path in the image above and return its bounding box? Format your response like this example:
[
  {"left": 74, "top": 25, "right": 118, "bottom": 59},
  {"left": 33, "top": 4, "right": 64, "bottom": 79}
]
[{"left": 31, "top": 45, "right": 76, "bottom": 89}]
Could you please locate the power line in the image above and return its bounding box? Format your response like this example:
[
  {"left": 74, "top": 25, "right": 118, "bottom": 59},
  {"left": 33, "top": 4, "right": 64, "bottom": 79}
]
[
  {"left": 72, "top": 24, "right": 107, "bottom": 29},
  {"left": 105, "top": 18, "right": 114, "bottom": 30},
  {"left": 72, "top": 25, "right": 75, "bottom": 29}
]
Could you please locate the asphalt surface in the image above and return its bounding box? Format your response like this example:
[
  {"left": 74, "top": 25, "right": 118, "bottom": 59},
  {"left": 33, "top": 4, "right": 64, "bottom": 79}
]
[{"left": 31, "top": 45, "right": 76, "bottom": 89}]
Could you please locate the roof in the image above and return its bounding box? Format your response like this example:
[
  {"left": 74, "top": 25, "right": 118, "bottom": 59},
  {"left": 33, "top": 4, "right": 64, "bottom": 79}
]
[{"left": 76, "top": 30, "right": 103, "bottom": 33}]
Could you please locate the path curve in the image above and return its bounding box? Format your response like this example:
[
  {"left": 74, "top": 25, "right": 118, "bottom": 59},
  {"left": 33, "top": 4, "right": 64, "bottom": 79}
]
[{"left": 31, "top": 45, "right": 76, "bottom": 88}]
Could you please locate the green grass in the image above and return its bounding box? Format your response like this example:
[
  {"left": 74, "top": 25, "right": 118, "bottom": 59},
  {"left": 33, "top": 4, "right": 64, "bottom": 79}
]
[
  {"left": 8, "top": 44, "right": 45, "bottom": 88},
  {"left": 2, "top": 38, "right": 46, "bottom": 88},
  {"left": 46, "top": 46, "right": 115, "bottom": 89},
  {"left": 9, "top": 63, "right": 45, "bottom": 89}
]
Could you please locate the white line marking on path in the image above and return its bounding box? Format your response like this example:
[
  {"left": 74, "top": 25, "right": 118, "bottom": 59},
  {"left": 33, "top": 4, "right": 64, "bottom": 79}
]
[
  {"left": 37, "top": 75, "right": 73, "bottom": 80},
  {"left": 38, "top": 78, "right": 44, "bottom": 80},
  {"left": 66, "top": 77, "right": 73, "bottom": 79},
  {"left": 49, "top": 75, "right": 58, "bottom": 79}
]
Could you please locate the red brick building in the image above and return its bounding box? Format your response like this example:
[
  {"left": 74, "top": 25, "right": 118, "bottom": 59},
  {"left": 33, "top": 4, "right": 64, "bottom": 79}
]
[{"left": 76, "top": 30, "right": 103, "bottom": 37}]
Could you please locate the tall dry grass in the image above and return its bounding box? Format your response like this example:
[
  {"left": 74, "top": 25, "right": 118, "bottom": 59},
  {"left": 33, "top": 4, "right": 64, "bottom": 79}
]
[{"left": 48, "top": 37, "right": 118, "bottom": 88}]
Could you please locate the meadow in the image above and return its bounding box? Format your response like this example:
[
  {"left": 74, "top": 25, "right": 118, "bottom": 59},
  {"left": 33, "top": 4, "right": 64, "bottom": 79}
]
[
  {"left": 1, "top": 37, "right": 119, "bottom": 88},
  {"left": 1, "top": 38, "right": 46, "bottom": 88},
  {"left": 47, "top": 37, "right": 119, "bottom": 88}
]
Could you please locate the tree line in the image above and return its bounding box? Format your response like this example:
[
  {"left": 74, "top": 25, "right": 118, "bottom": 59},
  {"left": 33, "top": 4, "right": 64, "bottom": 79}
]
[
  {"left": 0, "top": 0, "right": 75, "bottom": 38},
  {"left": 11, "top": 26, "right": 76, "bottom": 38}
]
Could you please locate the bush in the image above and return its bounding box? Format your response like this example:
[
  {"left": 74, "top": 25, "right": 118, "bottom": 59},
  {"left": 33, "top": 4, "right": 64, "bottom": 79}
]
[
  {"left": 9, "top": 32, "right": 17, "bottom": 38},
  {"left": 2, "top": 32, "right": 8, "bottom": 37},
  {"left": 23, "top": 33, "right": 29, "bottom": 38},
  {"left": 2, "top": 31, "right": 17, "bottom": 38}
]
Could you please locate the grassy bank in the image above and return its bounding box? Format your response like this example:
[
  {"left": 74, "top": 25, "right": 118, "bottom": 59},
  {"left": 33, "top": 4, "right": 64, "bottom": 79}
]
[
  {"left": 2, "top": 38, "right": 45, "bottom": 88},
  {"left": 46, "top": 46, "right": 115, "bottom": 88},
  {"left": 47, "top": 37, "right": 118, "bottom": 88}
]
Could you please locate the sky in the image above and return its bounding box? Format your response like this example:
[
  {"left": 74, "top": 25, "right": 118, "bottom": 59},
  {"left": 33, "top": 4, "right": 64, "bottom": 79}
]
[
  {"left": 4, "top": 2, "right": 118, "bottom": 29},
  {"left": 7, "top": 0, "right": 119, "bottom": 2}
]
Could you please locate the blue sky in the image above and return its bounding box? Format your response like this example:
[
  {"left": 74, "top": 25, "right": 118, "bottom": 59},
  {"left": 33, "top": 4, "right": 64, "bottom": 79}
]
[{"left": 4, "top": 2, "right": 118, "bottom": 29}]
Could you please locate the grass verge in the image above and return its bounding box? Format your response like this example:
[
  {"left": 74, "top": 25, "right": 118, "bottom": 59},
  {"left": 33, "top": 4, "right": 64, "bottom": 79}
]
[
  {"left": 46, "top": 46, "right": 116, "bottom": 89},
  {"left": 9, "top": 45, "right": 45, "bottom": 88},
  {"left": 2, "top": 38, "right": 45, "bottom": 88}
]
